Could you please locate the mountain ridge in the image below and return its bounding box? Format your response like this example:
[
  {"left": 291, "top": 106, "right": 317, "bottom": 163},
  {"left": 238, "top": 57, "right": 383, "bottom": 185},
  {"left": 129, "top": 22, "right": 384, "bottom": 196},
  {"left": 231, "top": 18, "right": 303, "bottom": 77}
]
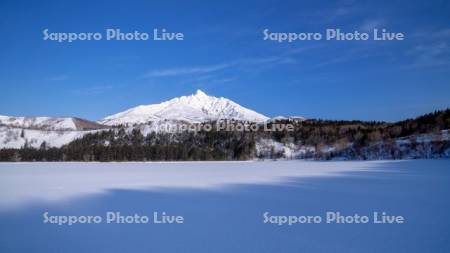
[{"left": 0, "top": 115, "right": 106, "bottom": 131}]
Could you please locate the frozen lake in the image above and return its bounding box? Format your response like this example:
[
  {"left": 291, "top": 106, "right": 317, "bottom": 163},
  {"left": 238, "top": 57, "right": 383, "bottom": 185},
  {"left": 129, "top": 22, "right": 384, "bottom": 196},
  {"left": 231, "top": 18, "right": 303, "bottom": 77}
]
[{"left": 0, "top": 160, "right": 449, "bottom": 252}]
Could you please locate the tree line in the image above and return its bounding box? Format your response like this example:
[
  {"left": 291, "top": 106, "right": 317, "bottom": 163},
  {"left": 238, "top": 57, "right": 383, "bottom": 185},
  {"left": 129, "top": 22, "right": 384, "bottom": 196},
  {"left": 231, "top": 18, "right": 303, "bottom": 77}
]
[{"left": 0, "top": 109, "right": 449, "bottom": 161}]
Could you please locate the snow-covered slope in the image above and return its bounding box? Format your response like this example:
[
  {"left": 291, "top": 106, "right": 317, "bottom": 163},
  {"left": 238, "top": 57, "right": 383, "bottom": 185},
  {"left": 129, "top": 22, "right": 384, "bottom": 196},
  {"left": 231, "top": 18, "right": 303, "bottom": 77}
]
[
  {"left": 0, "top": 126, "right": 96, "bottom": 149},
  {"left": 99, "top": 90, "right": 269, "bottom": 126},
  {"left": 0, "top": 116, "right": 77, "bottom": 130},
  {"left": 0, "top": 116, "right": 107, "bottom": 148},
  {"left": 0, "top": 115, "right": 105, "bottom": 131}
]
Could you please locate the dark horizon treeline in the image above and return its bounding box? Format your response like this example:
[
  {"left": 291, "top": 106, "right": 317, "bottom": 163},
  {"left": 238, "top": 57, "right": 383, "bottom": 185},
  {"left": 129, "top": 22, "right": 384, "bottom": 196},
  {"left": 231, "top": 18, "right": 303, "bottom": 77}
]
[{"left": 0, "top": 109, "right": 449, "bottom": 162}]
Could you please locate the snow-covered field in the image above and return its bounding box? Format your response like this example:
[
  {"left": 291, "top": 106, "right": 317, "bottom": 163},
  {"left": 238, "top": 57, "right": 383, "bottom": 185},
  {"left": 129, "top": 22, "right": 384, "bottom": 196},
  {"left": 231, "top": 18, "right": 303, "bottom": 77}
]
[
  {"left": 0, "top": 160, "right": 449, "bottom": 253},
  {"left": 0, "top": 161, "right": 378, "bottom": 209}
]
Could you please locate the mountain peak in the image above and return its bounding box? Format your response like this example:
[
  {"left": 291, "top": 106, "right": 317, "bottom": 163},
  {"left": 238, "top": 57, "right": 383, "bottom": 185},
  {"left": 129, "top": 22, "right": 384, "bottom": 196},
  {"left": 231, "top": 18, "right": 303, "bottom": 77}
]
[{"left": 194, "top": 89, "right": 207, "bottom": 97}]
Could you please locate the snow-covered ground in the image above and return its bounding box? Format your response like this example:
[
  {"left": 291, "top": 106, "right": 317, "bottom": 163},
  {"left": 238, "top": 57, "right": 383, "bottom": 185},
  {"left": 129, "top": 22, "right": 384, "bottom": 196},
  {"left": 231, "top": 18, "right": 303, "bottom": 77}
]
[
  {"left": 0, "top": 160, "right": 449, "bottom": 253},
  {"left": 0, "top": 160, "right": 380, "bottom": 209}
]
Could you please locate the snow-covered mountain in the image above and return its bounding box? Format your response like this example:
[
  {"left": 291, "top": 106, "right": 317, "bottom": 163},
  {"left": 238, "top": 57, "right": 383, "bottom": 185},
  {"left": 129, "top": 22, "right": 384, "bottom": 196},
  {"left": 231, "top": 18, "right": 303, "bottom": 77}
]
[
  {"left": 0, "top": 115, "right": 105, "bottom": 131},
  {"left": 0, "top": 116, "right": 106, "bottom": 148},
  {"left": 0, "top": 90, "right": 272, "bottom": 148},
  {"left": 99, "top": 90, "right": 269, "bottom": 126}
]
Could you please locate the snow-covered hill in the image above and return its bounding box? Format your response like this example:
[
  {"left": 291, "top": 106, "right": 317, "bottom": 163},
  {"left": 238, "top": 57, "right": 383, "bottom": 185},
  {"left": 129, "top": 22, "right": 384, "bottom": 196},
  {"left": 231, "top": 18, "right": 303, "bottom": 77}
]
[
  {"left": 0, "top": 116, "right": 106, "bottom": 148},
  {"left": 0, "top": 116, "right": 105, "bottom": 131},
  {"left": 99, "top": 90, "right": 269, "bottom": 126},
  {"left": 0, "top": 116, "right": 77, "bottom": 131},
  {"left": 0, "top": 126, "right": 96, "bottom": 149}
]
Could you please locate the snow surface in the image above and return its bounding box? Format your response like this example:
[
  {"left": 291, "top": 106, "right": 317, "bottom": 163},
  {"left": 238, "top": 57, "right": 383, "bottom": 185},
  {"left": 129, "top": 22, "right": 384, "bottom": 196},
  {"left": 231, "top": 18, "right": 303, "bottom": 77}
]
[
  {"left": 0, "top": 160, "right": 381, "bottom": 209},
  {"left": 99, "top": 90, "right": 269, "bottom": 126},
  {"left": 1, "top": 160, "right": 449, "bottom": 253}
]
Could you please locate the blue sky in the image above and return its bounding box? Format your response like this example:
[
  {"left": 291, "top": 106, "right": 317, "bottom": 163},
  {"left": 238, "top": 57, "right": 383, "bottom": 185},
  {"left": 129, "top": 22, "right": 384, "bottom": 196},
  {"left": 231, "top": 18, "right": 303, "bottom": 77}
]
[{"left": 0, "top": 0, "right": 449, "bottom": 122}]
